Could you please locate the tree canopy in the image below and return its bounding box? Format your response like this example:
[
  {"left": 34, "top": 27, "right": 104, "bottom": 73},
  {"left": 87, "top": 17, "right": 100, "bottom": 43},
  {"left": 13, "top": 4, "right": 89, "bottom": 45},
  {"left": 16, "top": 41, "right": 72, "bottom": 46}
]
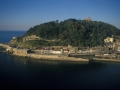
[{"left": 23, "top": 18, "right": 120, "bottom": 47}]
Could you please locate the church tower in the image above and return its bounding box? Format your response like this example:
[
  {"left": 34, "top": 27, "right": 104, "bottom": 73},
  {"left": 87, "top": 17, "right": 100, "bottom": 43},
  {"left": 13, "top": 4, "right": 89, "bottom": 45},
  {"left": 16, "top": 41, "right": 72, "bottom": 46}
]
[{"left": 84, "top": 15, "right": 91, "bottom": 22}]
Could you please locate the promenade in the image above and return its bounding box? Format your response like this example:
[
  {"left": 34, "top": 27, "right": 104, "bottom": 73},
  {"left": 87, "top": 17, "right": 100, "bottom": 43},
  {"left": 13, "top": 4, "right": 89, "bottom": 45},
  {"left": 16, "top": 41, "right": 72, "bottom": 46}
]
[{"left": 0, "top": 43, "right": 89, "bottom": 62}]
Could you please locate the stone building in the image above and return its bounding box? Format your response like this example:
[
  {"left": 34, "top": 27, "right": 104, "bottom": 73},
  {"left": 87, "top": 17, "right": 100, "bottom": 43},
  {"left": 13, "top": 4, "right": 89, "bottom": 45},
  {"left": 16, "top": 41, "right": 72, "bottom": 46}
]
[
  {"left": 52, "top": 49, "right": 63, "bottom": 55},
  {"left": 13, "top": 48, "right": 31, "bottom": 54},
  {"left": 114, "top": 39, "right": 120, "bottom": 51},
  {"left": 39, "top": 47, "right": 53, "bottom": 55},
  {"left": 84, "top": 15, "right": 91, "bottom": 22},
  {"left": 104, "top": 37, "right": 114, "bottom": 43},
  {"left": 23, "top": 35, "right": 40, "bottom": 42}
]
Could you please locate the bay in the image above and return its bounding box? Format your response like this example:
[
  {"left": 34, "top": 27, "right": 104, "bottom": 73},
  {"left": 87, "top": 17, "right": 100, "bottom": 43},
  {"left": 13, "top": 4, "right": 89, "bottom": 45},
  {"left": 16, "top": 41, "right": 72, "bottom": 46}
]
[
  {"left": 0, "top": 30, "right": 120, "bottom": 89},
  {"left": 0, "top": 30, "right": 26, "bottom": 43}
]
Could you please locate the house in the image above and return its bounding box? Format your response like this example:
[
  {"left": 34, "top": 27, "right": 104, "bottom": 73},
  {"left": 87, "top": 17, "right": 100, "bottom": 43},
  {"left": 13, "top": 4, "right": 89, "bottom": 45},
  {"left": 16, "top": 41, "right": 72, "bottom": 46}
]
[
  {"left": 63, "top": 48, "right": 69, "bottom": 53},
  {"left": 52, "top": 49, "right": 63, "bottom": 55},
  {"left": 115, "top": 39, "right": 120, "bottom": 45},
  {"left": 23, "top": 35, "right": 41, "bottom": 42},
  {"left": 12, "top": 37, "right": 17, "bottom": 39},
  {"left": 78, "top": 47, "right": 89, "bottom": 54},
  {"left": 40, "top": 49, "right": 53, "bottom": 54},
  {"left": 39, "top": 47, "right": 53, "bottom": 54},
  {"left": 115, "top": 45, "right": 120, "bottom": 51},
  {"left": 34, "top": 47, "right": 52, "bottom": 55},
  {"left": 78, "top": 50, "right": 89, "bottom": 54},
  {"left": 13, "top": 48, "right": 31, "bottom": 54},
  {"left": 104, "top": 37, "right": 113, "bottom": 43},
  {"left": 69, "top": 49, "right": 75, "bottom": 54}
]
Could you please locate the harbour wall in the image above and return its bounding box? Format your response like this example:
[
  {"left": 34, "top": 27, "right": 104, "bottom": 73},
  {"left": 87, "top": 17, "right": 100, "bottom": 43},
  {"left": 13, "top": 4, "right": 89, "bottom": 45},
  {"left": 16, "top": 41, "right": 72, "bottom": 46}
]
[
  {"left": 13, "top": 53, "right": 89, "bottom": 62},
  {"left": 93, "top": 58, "right": 120, "bottom": 62},
  {"left": 0, "top": 43, "right": 89, "bottom": 62}
]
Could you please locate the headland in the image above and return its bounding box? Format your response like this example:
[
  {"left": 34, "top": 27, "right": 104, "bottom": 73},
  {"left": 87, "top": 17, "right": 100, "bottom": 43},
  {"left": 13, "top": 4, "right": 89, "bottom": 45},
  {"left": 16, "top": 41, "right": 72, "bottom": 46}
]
[{"left": 1, "top": 18, "right": 120, "bottom": 63}]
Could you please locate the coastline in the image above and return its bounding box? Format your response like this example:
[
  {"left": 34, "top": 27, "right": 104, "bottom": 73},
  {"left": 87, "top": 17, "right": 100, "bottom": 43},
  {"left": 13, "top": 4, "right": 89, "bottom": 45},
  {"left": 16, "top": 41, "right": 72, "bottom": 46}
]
[
  {"left": 12, "top": 53, "right": 89, "bottom": 62},
  {"left": 93, "top": 58, "right": 120, "bottom": 62},
  {"left": 1, "top": 43, "right": 120, "bottom": 63},
  {"left": 0, "top": 43, "right": 89, "bottom": 62}
]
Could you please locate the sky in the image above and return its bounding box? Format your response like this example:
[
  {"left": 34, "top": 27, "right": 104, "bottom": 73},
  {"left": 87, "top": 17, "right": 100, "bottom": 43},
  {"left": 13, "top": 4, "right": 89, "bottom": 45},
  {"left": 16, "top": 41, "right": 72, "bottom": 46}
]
[{"left": 0, "top": 0, "right": 120, "bottom": 31}]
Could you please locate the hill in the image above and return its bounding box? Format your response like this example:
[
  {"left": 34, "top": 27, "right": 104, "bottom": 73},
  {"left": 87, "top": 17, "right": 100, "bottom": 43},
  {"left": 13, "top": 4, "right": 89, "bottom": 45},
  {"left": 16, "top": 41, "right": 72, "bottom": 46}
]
[{"left": 10, "top": 19, "right": 120, "bottom": 48}]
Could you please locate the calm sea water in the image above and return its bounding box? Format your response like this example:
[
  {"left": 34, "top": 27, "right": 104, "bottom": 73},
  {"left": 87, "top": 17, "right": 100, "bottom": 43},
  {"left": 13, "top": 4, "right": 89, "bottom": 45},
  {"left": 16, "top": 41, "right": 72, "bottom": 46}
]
[
  {"left": 0, "top": 31, "right": 120, "bottom": 89},
  {"left": 0, "top": 31, "right": 26, "bottom": 43}
]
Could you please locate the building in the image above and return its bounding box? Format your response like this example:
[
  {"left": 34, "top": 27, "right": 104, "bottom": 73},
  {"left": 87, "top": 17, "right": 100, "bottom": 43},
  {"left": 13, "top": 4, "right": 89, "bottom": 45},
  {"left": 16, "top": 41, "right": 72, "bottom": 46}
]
[
  {"left": 52, "top": 49, "right": 63, "bottom": 55},
  {"left": 115, "top": 45, "right": 120, "bottom": 51},
  {"left": 13, "top": 48, "right": 31, "bottom": 54},
  {"left": 104, "top": 37, "right": 113, "bottom": 43},
  {"left": 12, "top": 37, "right": 17, "bottom": 39},
  {"left": 39, "top": 47, "right": 53, "bottom": 55},
  {"left": 84, "top": 15, "right": 91, "bottom": 22},
  {"left": 63, "top": 48, "right": 69, "bottom": 54},
  {"left": 23, "top": 35, "right": 41, "bottom": 42}
]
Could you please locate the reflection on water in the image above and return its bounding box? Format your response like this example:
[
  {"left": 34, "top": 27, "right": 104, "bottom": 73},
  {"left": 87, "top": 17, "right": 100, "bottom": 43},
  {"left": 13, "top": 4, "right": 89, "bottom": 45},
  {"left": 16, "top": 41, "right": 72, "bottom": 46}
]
[
  {"left": 12, "top": 55, "right": 89, "bottom": 66},
  {"left": 1, "top": 53, "right": 120, "bottom": 89}
]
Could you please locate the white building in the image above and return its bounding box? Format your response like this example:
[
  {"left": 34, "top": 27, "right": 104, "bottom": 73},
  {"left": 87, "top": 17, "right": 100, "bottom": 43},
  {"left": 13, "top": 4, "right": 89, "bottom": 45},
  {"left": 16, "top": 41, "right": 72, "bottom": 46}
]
[
  {"left": 52, "top": 49, "right": 63, "bottom": 55},
  {"left": 104, "top": 37, "right": 113, "bottom": 43}
]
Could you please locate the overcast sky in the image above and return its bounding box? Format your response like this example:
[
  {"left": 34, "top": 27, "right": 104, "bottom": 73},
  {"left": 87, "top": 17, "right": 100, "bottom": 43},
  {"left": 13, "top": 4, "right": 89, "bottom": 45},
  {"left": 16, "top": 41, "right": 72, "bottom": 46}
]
[{"left": 0, "top": 0, "right": 120, "bottom": 30}]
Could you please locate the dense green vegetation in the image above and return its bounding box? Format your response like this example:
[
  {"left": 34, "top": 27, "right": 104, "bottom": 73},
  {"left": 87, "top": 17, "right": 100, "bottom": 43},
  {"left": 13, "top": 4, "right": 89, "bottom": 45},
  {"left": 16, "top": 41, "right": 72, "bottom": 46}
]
[{"left": 23, "top": 19, "right": 120, "bottom": 47}]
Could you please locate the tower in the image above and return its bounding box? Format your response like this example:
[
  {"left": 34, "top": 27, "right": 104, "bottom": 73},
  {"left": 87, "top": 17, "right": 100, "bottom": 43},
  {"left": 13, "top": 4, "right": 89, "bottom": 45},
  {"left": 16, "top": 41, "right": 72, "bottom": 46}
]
[{"left": 84, "top": 15, "right": 91, "bottom": 22}]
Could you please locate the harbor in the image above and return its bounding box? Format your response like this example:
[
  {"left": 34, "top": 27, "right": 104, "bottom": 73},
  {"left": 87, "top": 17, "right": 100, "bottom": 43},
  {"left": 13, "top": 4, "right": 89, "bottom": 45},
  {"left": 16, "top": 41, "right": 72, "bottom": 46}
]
[
  {"left": 1, "top": 43, "right": 120, "bottom": 63},
  {"left": 92, "top": 58, "right": 120, "bottom": 62},
  {"left": 0, "top": 43, "right": 89, "bottom": 62}
]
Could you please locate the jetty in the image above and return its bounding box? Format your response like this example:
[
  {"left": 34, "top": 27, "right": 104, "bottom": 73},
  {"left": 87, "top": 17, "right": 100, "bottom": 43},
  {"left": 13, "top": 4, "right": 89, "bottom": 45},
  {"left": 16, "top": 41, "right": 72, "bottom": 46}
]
[{"left": 70, "top": 53, "right": 94, "bottom": 56}]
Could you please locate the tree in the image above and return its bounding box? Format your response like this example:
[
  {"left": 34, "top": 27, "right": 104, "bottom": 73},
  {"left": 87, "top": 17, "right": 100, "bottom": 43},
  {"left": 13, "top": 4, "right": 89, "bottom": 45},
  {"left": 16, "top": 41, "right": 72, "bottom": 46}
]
[{"left": 16, "top": 18, "right": 120, "bottom": 47}]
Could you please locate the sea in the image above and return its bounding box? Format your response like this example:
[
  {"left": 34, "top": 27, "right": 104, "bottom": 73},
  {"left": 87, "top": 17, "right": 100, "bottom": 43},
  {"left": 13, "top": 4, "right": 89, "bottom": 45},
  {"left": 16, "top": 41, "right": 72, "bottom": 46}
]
[{"left": 0, "top": 30, "right": 120, "bottom": 89}]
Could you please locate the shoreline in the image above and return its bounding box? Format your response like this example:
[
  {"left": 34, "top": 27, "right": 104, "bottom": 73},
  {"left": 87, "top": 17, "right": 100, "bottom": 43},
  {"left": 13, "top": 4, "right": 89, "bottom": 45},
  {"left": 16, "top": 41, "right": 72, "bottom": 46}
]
[
  {"left": 0, "top": 43, "right": 89, "bottom": 62},
  {"left": 1, "top": 43, "right": 120, "bottom": 63},
  {"left": 93, "top": 58, "right": 120, "bottom": 62},
  {"left": 12, "top": 53, "right": 89, "bottom": 62}
]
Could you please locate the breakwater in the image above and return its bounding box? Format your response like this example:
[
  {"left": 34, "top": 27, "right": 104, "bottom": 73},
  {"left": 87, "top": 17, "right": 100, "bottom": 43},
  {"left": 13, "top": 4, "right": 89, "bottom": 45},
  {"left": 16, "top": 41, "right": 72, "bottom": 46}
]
[
  {"left": 93, "top": 58, "right": 120, "bottom": 62},
  {"left": 13, "top": 53, "right": 89, "bottom": 62}
]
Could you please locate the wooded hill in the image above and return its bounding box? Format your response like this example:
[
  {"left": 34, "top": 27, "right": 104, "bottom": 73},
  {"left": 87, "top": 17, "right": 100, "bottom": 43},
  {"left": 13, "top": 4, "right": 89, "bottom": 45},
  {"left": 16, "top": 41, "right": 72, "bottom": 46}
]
[{"left": 22, "top": 19, "right": 120, "bottom": 47}]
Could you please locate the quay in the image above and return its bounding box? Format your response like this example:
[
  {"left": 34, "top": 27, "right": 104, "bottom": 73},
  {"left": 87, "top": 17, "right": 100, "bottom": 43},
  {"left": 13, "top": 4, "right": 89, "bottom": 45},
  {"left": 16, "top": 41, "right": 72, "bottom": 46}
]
[
  {"left": 93, "top": 58, "right": 120, "bottom": 62},
  {"left": 70, "top": 53, "right": 94, "bottom": 56},
  {"left": 0, "top": 43, "right": 89, "bottom": 62},
  {"left": 13, "top": 53, "right": 89, "bottom": 62},
  {"left": 1, "top": 43, "right": 120, "bottom": 63}
]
